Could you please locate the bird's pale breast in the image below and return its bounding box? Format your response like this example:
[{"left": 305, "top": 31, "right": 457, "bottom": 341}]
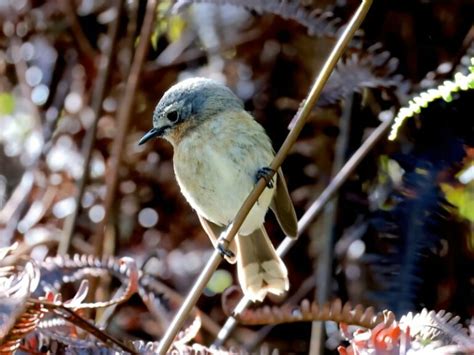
[{"left": 173, "top": 110, "right": 275, "bottom": 235}]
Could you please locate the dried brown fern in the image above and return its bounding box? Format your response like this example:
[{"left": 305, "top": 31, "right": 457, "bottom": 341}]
[
  {"left": 338, "top": 307, "right": 474, "bottom": 354},
  {"left": 133, "top": 340, "right": 248, "bottom": 354},
  {"left": 39, "top": 254, "right": 139, "bottom": 309},
  {"left": 40, "top": 254, "right": 223, "bottom": 338},
  {"left": 0, "top": 301, "right": 47, "bottom": 354},
  {"left": 173, "top": 0, "right": 341, "bottom": 38},
  {"left": 400, "top": 308, "right": 469, "bottom": 344},
  {"left": 235, "top": 298, "right": 396, "bottom": 329},
  {"left": 0, "top": 247, "right": 140, "bottom": 353},
  {"left": 0, "top": 248, "right": 229, "bottom": 352},
  {"left": 35, "top": 313, "right": 246, "bottom": 354},
  {"left": 0, "top": 246, "right": 45, "bottom": 353},
  {"left": 29, "top": 299, "right": 136, "bottom": 353}
]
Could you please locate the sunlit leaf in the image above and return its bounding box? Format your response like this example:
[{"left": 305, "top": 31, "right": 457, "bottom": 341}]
[
  {"left": 151, "top": 28, "right": 160, "bottom": 50},
  {"left": 0, "top": 92, "right": 15, "bottom": 115},
  {"left": 167, "top": 16, "right": 186, "bottom": 42},
  {"left": 151, "top": 0, "right": 186, "bottom": 49},
  {"left": 389, "top": 60, "right": 474, "bottom": 141},
  {"left": 441, "top": 183, "right": 474, "bottom": 222}
]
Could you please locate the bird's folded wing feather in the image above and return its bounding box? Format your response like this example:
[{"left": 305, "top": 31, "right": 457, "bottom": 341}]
[
  {"left": 197, "top": 214, "right": 237, "bottom": 264},
  {"left": 270, "top": 168, "right": 298, "bottom": 238}
]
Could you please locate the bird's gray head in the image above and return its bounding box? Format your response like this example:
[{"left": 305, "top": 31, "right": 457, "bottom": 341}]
[{"left": 139, "top": 77, "right": 243, "bottom": 145}]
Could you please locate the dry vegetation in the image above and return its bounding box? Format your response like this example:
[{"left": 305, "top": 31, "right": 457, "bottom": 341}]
[{"left": 0, "top": 0, "right": 473, "bottom": 353}]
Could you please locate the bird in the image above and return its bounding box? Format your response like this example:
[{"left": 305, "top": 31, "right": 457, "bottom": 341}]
[{"left": 139, "top": 77, "right": 298, "bottom": 302}]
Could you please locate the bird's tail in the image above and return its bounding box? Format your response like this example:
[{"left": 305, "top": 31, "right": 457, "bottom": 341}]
[{"left": 235, "top": 227, "right": 289, "bottom": 302}]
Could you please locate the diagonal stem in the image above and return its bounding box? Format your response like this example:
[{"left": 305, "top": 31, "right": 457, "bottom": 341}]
[
  {"left": 157, "top": 0, "right": 373, "bottom": 353},
  {"left": 59, "top": 0, "right": 98, "bottom": 59},
  {"left": 213, "top": 114, "right": 393, "bottom": 346},
  {"left": 29, "top": 299, "right": 137, "bottom": 353}
]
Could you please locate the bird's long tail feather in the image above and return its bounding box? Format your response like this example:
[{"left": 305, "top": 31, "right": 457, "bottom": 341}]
[{"left": 236, "top": 227, "right": 289, "bottom": 302}]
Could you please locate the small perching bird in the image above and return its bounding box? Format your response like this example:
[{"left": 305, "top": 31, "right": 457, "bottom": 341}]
[{"left": 139, "top": 77, "right": 298, "bottom": 301}]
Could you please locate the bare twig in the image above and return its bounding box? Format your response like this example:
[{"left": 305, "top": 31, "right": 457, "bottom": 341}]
[
  {"left": 214, "top": 111, "right": 395, "bottom": 347},
  {"left": 157, "top": 1, "right": 373, "bottom": 353},
  {"left": 92, "top": 0, "right": 158, "bottom": 256},
  {"left": 0, "top": 172, "right": 34, "bottom": 245},
  {"left": 0, "top": 37, "right": 45, "bottom": 243},
  {"left": 11, "top": 38, "right": 43, "bottom": 126},
  {"left": 122, "top": 0, "right": 139, "bottom": 74},
  {"left": 2, "top": 34, "right": 71, "bottom": 242},
  {"left": 309, "top": 93, "right": 357, "bottom": 354},
  {"left": 59, "top": 0, "right": 124, "bottom": 256},
  {"left": 59, "top": 0, "right": 97, "bottom": 59}
]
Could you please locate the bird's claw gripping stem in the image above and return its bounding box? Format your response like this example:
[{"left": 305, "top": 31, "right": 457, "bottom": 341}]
[
  {"left": 256, "top": 167, "right": 275, "bottom": 188},
  {"left": 217, "top": 240, "right": 235, "bottom": 258}
]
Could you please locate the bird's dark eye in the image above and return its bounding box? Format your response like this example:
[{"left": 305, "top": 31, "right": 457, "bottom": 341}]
[{"left": 167, "top": 110, "right": 179, "bottom": 123}]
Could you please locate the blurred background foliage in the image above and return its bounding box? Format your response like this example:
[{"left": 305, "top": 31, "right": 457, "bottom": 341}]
[{"left": 0, "top": 0, "right": 473, "bottom": 353}]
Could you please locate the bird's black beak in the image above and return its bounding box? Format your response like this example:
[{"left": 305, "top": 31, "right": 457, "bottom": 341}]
[{"left": 138, "top": 127, "right": 161, "bottom": 145}]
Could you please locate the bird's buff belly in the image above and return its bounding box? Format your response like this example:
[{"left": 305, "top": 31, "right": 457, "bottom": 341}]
[{"left": 174, "top": 147, "right": 274, "bottom": 236}]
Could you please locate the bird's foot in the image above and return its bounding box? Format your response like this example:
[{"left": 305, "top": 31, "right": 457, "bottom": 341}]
[
  {"left": 217, "top": 241, "right": 235, "bottom": 259},
  {"left": 256, "top": 167, "right": 275, "bottom": 188}
]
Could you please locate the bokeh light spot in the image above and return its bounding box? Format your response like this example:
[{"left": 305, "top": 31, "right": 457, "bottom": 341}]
[
  {"left": 345, "top": 264, "right": 361, "bottom": 280},
  {"left": 138, "top": 208, "right": 159, "bottom": 228},
  {"left": 89, "top": 204, "right": 105, "bottom": 223},
  {"left": 120, "top": 180, "right": 136, "bottom": 194},
  {"left": 49, "top": 173, "right": 62, "bottom": 185},
  {"left": 20, "top": 42, "right": 35, "bottom": 61},
  {"left": 81, "top": 191, "right": 95, "bottom": 208},
  {"left": 31, "top": 84, "right": 49, "bottom": 105},
  {"left": 103, "top": 96, "right": 117, "bottom": 112},
  {"left": 347, "top": 240, "right": 365, "bottom": 260},
  {"left": 206, "top": 269, "right": 233, "bottom": 295},
  {"left": 52, "top": 197, "right": 77, "bottom": 219},
  {"left": 65, "top": 92, "right": 83, "bottom": 113}
]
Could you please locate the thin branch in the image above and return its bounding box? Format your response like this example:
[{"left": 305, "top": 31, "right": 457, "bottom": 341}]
[
  {"left": 0, "top": 37, "right": 45, "bottom": 243},
  {"left": 59, "top": 0, "right": 124, "bottom": 256},
  {"left": 214, "top": 111, "right": 395, "bottom": 347},
  {"left": 59, "top": 0, "right": 98, "bottom": 59},
  {"left": 11, "top": 38, "right": 43, "bottom": 126},
  {"left": 309, "top": 92, "right": 357, "bottom": 355},
  {"left": 92, "top": 0, "right": 158, "bottom": 256},
  {"left": 122, "top": 0, "right": 139, "bottom": 75},
  {"left": 157, "top": 1, "right": 374, "bottom": 353},
  {"left": 0, "top": 172, "right": 34, "bottom": 245}
]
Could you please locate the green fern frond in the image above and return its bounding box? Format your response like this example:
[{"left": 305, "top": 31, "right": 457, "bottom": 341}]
[{"left": 389, "top": 57, "right": 474, "bottom": 141}]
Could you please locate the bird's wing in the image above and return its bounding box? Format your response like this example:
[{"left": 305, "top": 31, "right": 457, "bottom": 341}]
[
  {"left": 197, "top": 214, "right": 237, "bottom": 264},
  {"left": 270, "top": 168, "right": 298, "bottom": 238}
]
